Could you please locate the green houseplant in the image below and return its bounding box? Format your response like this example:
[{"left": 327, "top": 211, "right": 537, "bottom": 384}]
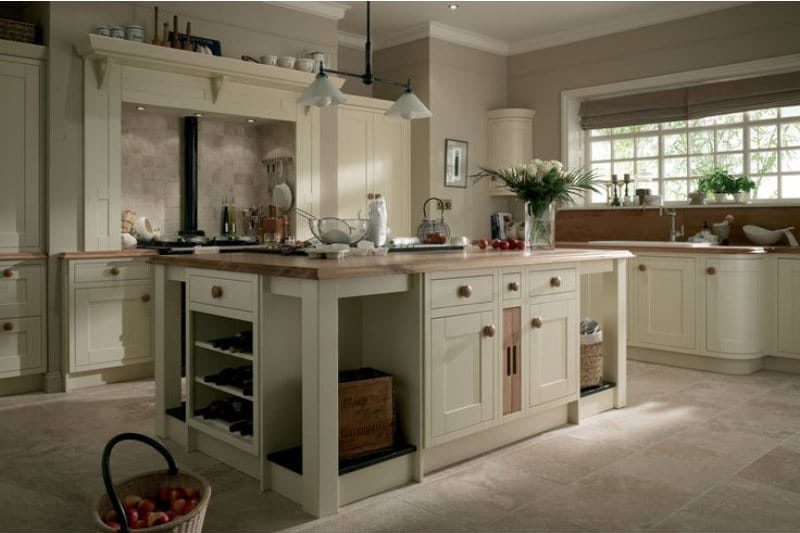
[
  {"left": 734, "top": 175, "right": 756, "bottom": 203},
  {"left": 472, "top": 160, "right": 598, "bottom": 249},
  {"left": 698, "top": 169, "right": 739, "bottom": 203}
]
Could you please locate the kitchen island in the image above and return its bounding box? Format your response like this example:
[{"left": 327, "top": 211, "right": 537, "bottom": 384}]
[{"left": 150, "top": 248, "right": 632, "bottom": 517}]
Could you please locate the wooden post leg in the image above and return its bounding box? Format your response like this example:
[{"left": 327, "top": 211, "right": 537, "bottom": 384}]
[
  {"left": 154, "top": 265, "right": 182, "bottom": 438},
  {"left": 602, "top": 258, "right": 628, "bottom": 408},
  {"left": 301, "top": 279, "right": 339, "bottom": 517}
]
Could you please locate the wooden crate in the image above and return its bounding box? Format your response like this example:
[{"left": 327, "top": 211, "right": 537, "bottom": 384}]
[
  {"left": 339, "top": 368, "right": 394, "bottom": 460},
  {"left": 0, "top": 19, "right": 38, "bottom": 44}
]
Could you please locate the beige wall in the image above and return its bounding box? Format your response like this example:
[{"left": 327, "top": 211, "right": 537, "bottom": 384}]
[
  {"left": 508, "top": 3, "right": 800, "bottom": 161},
  {"left": 337, "top": 45, "right": 373, "bottom": 97}
]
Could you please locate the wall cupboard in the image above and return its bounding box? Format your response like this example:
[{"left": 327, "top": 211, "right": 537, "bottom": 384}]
[{"left": 487, "top": 108, "right": 535, "bottom": 196}]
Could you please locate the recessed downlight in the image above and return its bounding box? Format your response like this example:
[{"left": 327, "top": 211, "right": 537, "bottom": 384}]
[
  {"left": 136, "top": 105, "right": 146, "bottom": 111},
  {"left": 247, "top": 118, "right": 255, "bottom": 124},
  {"left": 448, "top": 3, "right": 459, "bottom": 10},
  {"left": 194, "top": 113, "right": 204, "bottom": 117}
]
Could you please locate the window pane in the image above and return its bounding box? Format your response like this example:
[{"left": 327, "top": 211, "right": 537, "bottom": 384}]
[
  {"left": 781, "top": 122, "right": 800, "bottom": 147},
  {"left": 664, "top": 157, "right": 687, "bottom": 178},
  {"left": 636, "top": 136, "right": 658, "bottom": 158},
  {"left": 664, "top": 133, "right": 687, "bottom": 155},
  {"left": 636, "top": 180, "right": 658, "bottom": 194},
  {"left": 590, "top": 128, "right": 612, "bottom": 137},
  {"left": 781, "top": 106, "right": 800, "bottom": 118},
  {"left": 662, "top": 120, "right": 686, "bottom": 130},
  {"left": 613, "top": 138, "right": 634, "bottom": 159},
  {"left": 592, "top": 183, "right": 610, "bottom": 204},
  {"left": 636, "top": 158, "right": 658, "bottom": 179},
  {"left": 687, "top": 179, "right": 699, "bottom": 194},
  {"left": 612, "top": 160, "right": 634, "bottom": 177},
  {"left": 750, "top": 125, "right": 778, "bottom": 149},
  {"left": 750, "top": 150, "right": 778, "bottom": 174},
  {"left": 781, "top": 149, "right": 800, "bottom": 172},
  {"left": 690, "top": 155, "right": 714, "bottom": 176},
  {"left": 591, "top": 140, "right": 611, "bottom": 160},
  {"left": 752, "top": 175, "right": 778, "bottom": 199},
  {"left": 716, "top": 153, "right": 743, "bottom": 174},
  {"left": 749, "top": 108, "right": 777, "bottom": 121},
  {"left": 689, "top": 130, "right": 714, "bottom": 154},
  {"left": 610, "top": 126, "right": 636, "bottom": 135},
  {"left": 664, "top": 180, "right": 688, "bottom": 202},
  {"left": 781, "top": 175, "right": 800, "bottom": 198},
  {"left": 716, "top": 128, "right": 743, "bottom": 152},
  {"left": 689, "top": 117, "right": 714, "bottom": 127},
  {"left": 591, "top": 162, "right": 612, "bottom": 180},
  {"left": 632, "top": 123, "right": 659, "bottom": 132},
  {"left": 714, "top": 113, "right": 743, "bottom": 125}
]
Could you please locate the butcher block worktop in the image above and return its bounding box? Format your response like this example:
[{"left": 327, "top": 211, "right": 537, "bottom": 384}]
[{"left": 149, "top": 248, "right": 633, "bottom": 279}]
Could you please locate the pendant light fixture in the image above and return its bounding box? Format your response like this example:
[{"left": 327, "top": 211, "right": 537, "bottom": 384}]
[{"left": 297, "top": 1, "right": 432, "bottom": 120}]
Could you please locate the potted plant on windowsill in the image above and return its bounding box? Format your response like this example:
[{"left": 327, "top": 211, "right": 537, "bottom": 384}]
[
  {"left": 698, "top": 169, "right": 738, "bottom": 203},
  {"left": 734, "top": 176, "right": 756, "bottom": 203}
]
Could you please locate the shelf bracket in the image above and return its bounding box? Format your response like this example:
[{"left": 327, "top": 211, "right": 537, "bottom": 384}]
[
  {"left": 91, "top": 56, "right": 113, "bottom": 90},
  {"left": 211, "top": 75, "right": 227, "bottom": 103}
]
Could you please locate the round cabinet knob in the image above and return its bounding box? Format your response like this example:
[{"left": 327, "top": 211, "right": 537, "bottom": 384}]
[
  {"left": 458, "top": 285, "right": 473, "bottom": 298},
  {"left": 508, "top": 281, "right": 520, "bottom": 292},
  {"left": 2, "top": 268, "right": 13, "bottom": 278},
  {"left": 211, "top": 285, "right": 223, "bottom": 299},
  {"left": 550, "top": 276, "right": 562, "bottom": 288},
  {"left": 2, "top": 322, "right": 13, "bottom": 332},
  {"left": 141, "top": 294, "right": 151, "bottom": 303},
  {"left": 638, "top": 264, "right": 647, "bottom": 272},
  {"left": 483, "top": 324, "right": 496, "bottom": 338},
  {"left": 706, "top": 266, "right": 716, "bottom": 275},
  {"left": 109, "top": 267, "right": 120, "bottom": 276},
  {"left": 531, "top": 317, "right": 543, "bottom": 329}
]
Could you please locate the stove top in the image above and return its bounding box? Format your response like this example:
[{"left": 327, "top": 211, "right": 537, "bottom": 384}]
[{"left": 138, "top": 237, "right": 262, "bottom": 254}]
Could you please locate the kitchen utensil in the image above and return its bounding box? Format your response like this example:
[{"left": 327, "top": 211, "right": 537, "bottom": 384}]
[
  {"left": 171, "top": 15, "right": 179, "bottom": 48},
  {"left": 416, "top": 197, "right": 451, "bottom": 244},
  {"left": 162, "top": 22, "right": 170, "bottom": 47},
  {"left": 121, "top": 233, "right": 137, "bottom": 249},
  {"left": 296, "top": 209, "right": 368, "bottom": 245},
  {"left": 133, "top": 217, "right": 156, "bottom": 240},
  {"left": 743, "top": 225, "right": 794, "bottom": 246},
  {"left": 124, "top": 25, "right": 144, "bottom": 42},
  {"left": 152, "top": 7, "right": 160, "bottom": 45},
  {"left": 278, "top": 56, "right": 296, "bottom": 68},
  {"left": 95, "top": 26, "right": 111, "bottom": 37},
  {"left": 273, "top": 182, "right": 293, "bottom": 211},
  {"left": 183, "top": 22, "right": 193, "bottom": 51},
  {"left": 110, "top": 26, "right": 125, "bottom": 39},
  {"left": 295, "top": 58, "right": 315, "bottom": 72}
]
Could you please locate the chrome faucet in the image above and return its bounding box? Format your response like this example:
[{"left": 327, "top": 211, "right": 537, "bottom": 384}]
[{"left": 660, "top": 207, "right": 684, "bottom": 242}]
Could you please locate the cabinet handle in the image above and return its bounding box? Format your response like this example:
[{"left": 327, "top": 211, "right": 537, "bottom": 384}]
[
  {"left": 2, "top": 322, "right": 13, "bottom": 332},
  {"left": 109, "top": 267, "right": 120, "bottom": 276},
  {"left": 211, "top": 285, "right": 223, "bottom": 299},
  {"left": 638, "top": 264, "right": 647, "bottom": 272},
  {"left": 550, "top": 276, "right": 562, "bottom": 288},
  {"left": 706, "top": 266, "right": 716, "bottom": 275},
  {"left": 531, "top": 317, "right": 543, "bottom": 329},
  {"left": 506, "top": 347, "right": 511, "bottom": 376},
  {"left": 2, "top": 268, "right": 13, "bottom": 278},
  {"left": 508, "top": 281, "right": 520, "bottom": 292},
  {"left": 512, "top": 345, "right": 517, "bottom": 375},
  {"left": 483, "top": 324, "right": 496, "bottom": 338},
  {"left": 458, "top": 285, "right": 473, "bottom": 298},
  {"left": 141, "top": 294, "right": 151, "bottom": 303}
]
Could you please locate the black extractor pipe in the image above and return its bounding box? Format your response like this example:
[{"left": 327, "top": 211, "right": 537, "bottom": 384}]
[{"left": 181, "top": 116, "right": 204, "bottom": 237}]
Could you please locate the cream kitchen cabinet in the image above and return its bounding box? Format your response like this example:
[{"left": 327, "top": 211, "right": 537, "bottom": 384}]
[
  {"left": 487, "top": 108, "right": 535, "bottom": 196},
  {"left": 777, "top": 258, "right": 800, "bottom": 355},
  {"left": 705, "top": 258, "right": 764, "bottom": 355},
  {"left": 321, "top": 96, "right": 411, "bottom": 237},
  {"left": 527, "top": 297, "right": 578, "bottom": 407},
  {"left": 633, "top": 255, "right": 696, "bottom": 350},
  {"left": 429, "top": 310, "right": 496, "bottom": 441},
  {"left": 0, "top": 259, "right": 46, "bottom": 380},
  {"left": 0, "top": 51, "right": 43, "bottom": 251}
]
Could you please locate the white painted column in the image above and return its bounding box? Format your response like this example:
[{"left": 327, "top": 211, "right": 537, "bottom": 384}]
[
  {"left": 603, "top": 258, "right": 628, "bottom": 408},
  {"left": 153, "top": 265, "right": 183, "bottom": 437}
]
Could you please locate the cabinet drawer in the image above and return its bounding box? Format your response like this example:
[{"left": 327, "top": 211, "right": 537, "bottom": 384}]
[
  {"left": 0, "top": 263, "right": 43, "bottom": 318},
  {"left": 189, "top": 275, "right": 255, "bottom": 312},
  {"left": 430, "top": 275, "right": 494, "bottom": 310},
  {"left": 502, "top": 272, "right": 522, "bottom": 301},
  {"left": 0, "top": 317, "right": 43, "bottom": 375},
  {"left": 74, "top": 260, "right": 151, "bottom": 283},
  {"left": 528, "top": 268, "right": 576, "bottom": 297}
]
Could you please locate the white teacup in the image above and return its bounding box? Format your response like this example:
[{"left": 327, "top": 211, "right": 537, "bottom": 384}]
[
  {"left": 277, "top": 56, "right": 296, "bottom": 68},
  {"left": 295, "top": 58, "right": 315, "bottom": 72},
  {"left": 260, "top": 55, "right": 278, "bottom": 66}
]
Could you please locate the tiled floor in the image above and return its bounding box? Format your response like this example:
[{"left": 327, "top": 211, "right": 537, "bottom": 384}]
[{"left": 2, "top": 361, "right": 800, "bottom": 531}]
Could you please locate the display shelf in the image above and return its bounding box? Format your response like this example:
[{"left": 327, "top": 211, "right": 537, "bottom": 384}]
[
  {"left": 580, "top": 380, "right": 615, "bottom": 397},
  {"left": 189, "top": 415, "right": 254, "bottom": 452},
  {"left": 194, "top": 376, "right": 252, "bottom": 401},
  {"left": 267, "top": 441, "right": 417, "bottom": 476},
  {"left": 165, "top": 402, "right": 186, "bottom": 422},
  {"left": 194, "top": 340, "right": 253, "bottom": 361}
]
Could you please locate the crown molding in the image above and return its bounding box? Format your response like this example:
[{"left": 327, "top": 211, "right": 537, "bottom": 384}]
[
  {"left": 268, "top": 1, "right": 350, "bottom": 21},
  {"left": 427, "top": 21, "right": 509, "bottom": 56},
  {"left": 373, "top": 22, "right": 431, "bottom": 51},
  {"left": 338, "top": 31, "right": 365, "bottom": 50}
]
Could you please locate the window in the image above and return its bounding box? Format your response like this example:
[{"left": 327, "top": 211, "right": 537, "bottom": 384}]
[{"left": 585, "top": 105, "right": 800, "bottom": 205}]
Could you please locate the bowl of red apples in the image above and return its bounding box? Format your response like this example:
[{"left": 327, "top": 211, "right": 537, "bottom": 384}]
[
  {"left": 94, "top": 433, "right": 211, "bottom": 532},
  {"left": 476, "top": 238, "right": 526, "bottom": 251}
]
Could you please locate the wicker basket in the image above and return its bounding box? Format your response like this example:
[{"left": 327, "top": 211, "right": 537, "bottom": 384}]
[
  {"left": 416, "top": 197, "right": 451, "bottom": 244},
  {"left": 580, "top": 331, "right": 603, "bottom": 389},
  {"left": 0, "top": 18, "right": 38, "bottom": 44},
  {"left": 94, "top": 433, "right": 211, "bottom": 533}
]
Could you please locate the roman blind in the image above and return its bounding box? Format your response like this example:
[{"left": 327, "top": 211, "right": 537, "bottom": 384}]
[{"left": 579, "top": 70, "right": 800, "bottom": 130}]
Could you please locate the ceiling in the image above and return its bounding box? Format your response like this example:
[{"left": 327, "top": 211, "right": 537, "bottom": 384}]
[{"left": 337, "top": 1, "right": 745, "bottom": 55}]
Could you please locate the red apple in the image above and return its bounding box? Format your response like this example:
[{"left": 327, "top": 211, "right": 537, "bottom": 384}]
[
  {"left": 169, "top": 488, "right": 187, "bottom": 502},
  {"left": 137, "top": 499, "right": 156, "bottom": 515},
  {"left": 515, "top": 239, "right": 525, "bottom": 250},
  {"left": 148, "top": 511, "right": 171, "bottom": 527},
  {"left": 105, "top": 521, "right": 120, "bottom": 531},
  {"left": 125, "top": 508, "right": 139, "bottom": 526},
  {"left": 491, "top": 239, "right": 501, "bottom": 249},
  {"left": 166, "top": 510, "right": 176, "bottom": 521},
  {"left": 499, "top": 240, "right": 510, "bottom": 251},
  {"left": 132, "top": 519, "right": 147, "bottom": 530},
  {"left": 184, "top": 498, "right": 199, "bottom": 515},
  {"left": 477, "top": 239, "right": 489, "bottom": 250},
  {"left": 123, "top": 495, "right": 142, "bottom": 508},
  {"left": 171, "top": 498, "right": 187, "bottom": 515},
  {"left": 104, "top": 510, "right": 118, "bottom": 523},
  {"left": 158, "top": 487, "right": 171, "bottom": 503}
]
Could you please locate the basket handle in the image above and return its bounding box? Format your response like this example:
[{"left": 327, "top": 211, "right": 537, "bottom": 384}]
[
  {"left": 422, "top": 197, "right": 445, "bottom": 220},
  {"left": 101, "top": 433, "right": 178, "bottom": 533}
]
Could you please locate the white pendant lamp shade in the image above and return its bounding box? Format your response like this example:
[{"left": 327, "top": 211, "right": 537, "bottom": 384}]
[
  {"left": 386, "top": 89, "right": 432, "bottom": 119},
  {"left": 298, "top": 72, "right": 347, "bottom": 107}
]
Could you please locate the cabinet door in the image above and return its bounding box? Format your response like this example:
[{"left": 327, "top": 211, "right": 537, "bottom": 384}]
[
  {"left": 635, "top": 255, "right": 696, "bottom": 350},
  {"left": 372, "top": 114, "right": 410, "bottom": 237},
  {"left": 73, "top": 283, "right": 152, "bottom": 370},
  {"left": 778, "top": 259, "right": 800, "bottom": 355},
  {"left": 0, "top": 317, "right": 42, "bottom": 376},
  {"left": 502, "top": 307, "right": 522, "bottom": 415},
  {"left": 430, "top": 311, "right": 495, "bottom": 438},
  {"left": 528, "top": 298, "right": 578, "bottom": 406},
  {"left": 0, "top": 58, "right": 40, "bottom": 249},
  {"left": 706, "top": 258, "right": 763, "bottom": 355},
  {"left": 336, "top": 109, "right": 372, "bottom": 219}
]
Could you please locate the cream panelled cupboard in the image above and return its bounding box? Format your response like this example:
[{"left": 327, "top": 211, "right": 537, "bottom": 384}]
[
  {"left": 487, "top": 108, "right": 535, "bottom": 196},
  {"left": 321, "top": 96, "right": 411, "bottom": 237}
]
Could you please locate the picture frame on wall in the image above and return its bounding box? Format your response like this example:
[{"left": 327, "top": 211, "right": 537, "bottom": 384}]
[{"left": 444, "top": 139, "right": 468, "bottom": 188}]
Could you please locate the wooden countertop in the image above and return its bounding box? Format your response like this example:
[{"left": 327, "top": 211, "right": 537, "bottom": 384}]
[
  {"left": 59, "top": 249, "right": 158, "bottom": 260},
  {"left": 0, "top": 252, "right": 47, "bottom": 261},
  {"left": 558, "top": 242, "right": 769, "bottom": 254},
  {"left": 149, "top": 248, "right": 633, "bottom": 280}
]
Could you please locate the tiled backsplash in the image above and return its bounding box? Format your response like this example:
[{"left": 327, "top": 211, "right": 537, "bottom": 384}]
[{"left": 121, "top": 109, "right": 295, "bottom": 236}]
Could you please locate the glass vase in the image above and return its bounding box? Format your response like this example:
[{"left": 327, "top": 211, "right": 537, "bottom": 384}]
[{"left": 524, "top": 202, "right": 556, "bottom": 250}]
